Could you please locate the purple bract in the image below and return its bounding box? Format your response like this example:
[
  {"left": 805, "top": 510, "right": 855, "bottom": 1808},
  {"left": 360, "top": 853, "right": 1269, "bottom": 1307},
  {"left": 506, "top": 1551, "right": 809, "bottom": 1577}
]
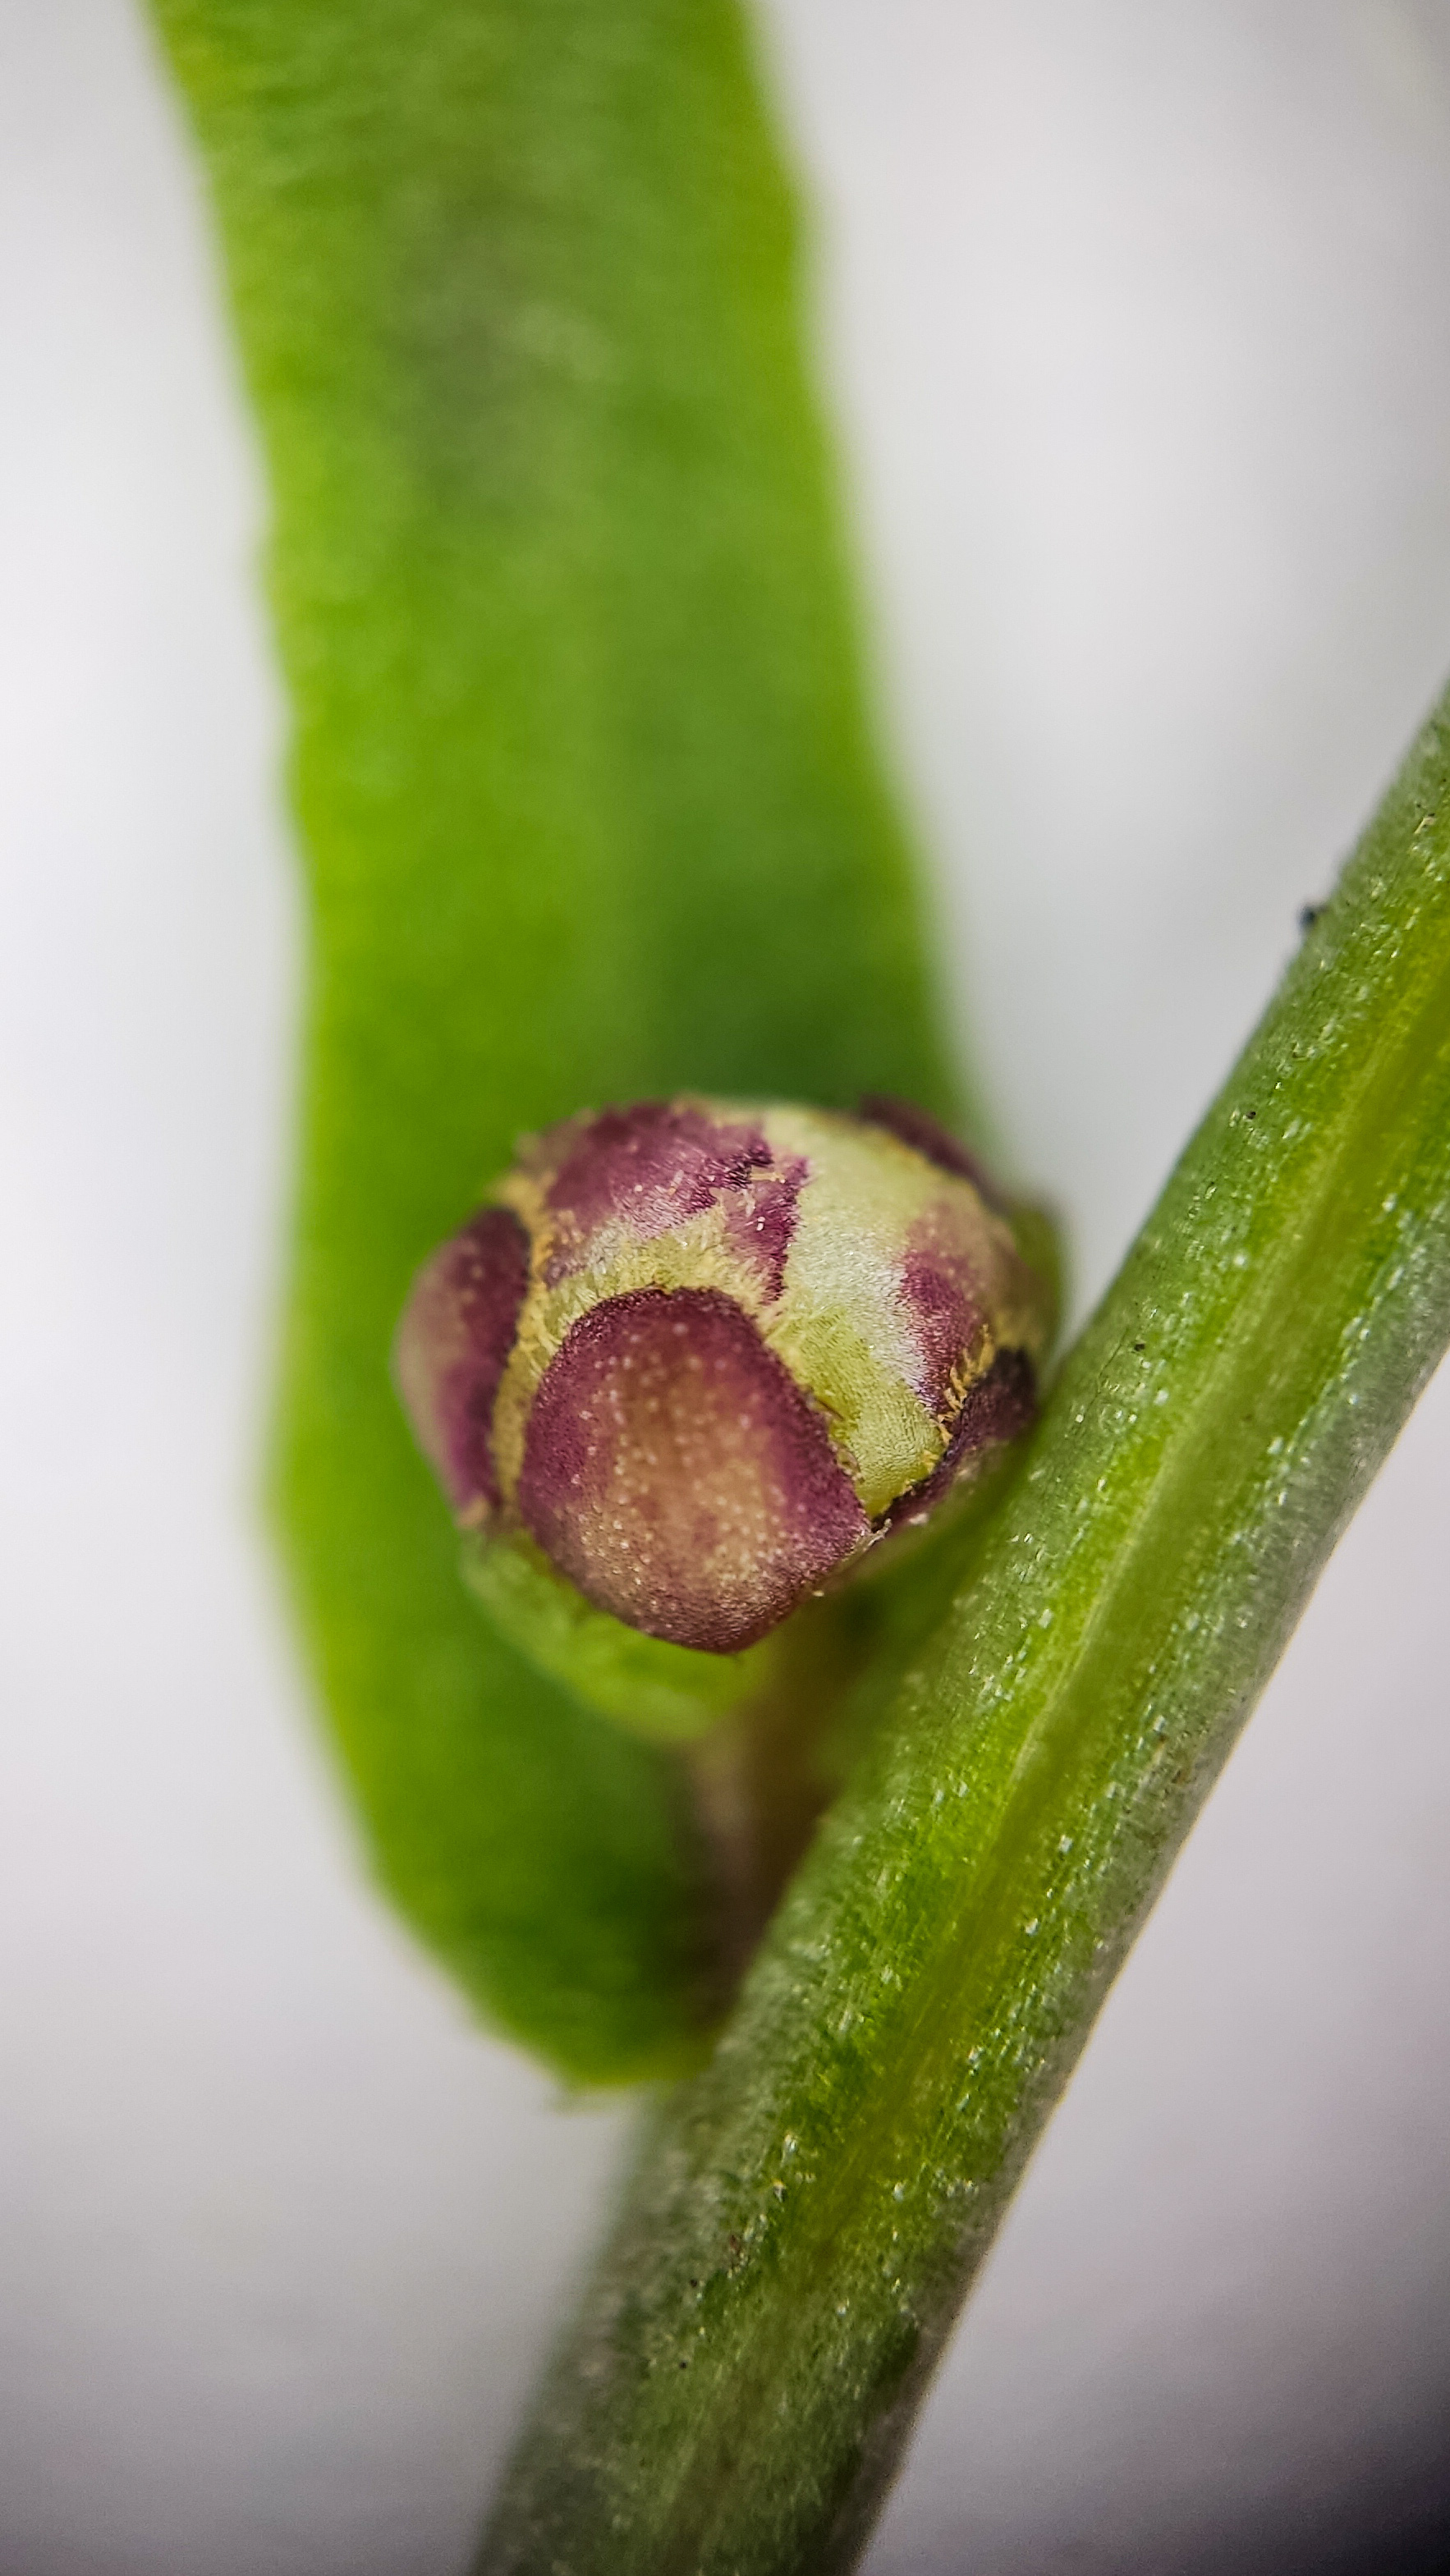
[
  {"left": 393, "top": 1207, "right": 530, "bottom": 1519},
  {"left": 517, "top": 1286, "right": 868, "bottom": 1652}
]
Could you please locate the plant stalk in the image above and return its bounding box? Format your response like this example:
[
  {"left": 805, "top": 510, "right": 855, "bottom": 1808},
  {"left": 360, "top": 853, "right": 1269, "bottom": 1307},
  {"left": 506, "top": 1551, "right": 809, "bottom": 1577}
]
[{"left": 480, "top": 690, "right": 1450, "bottom": 2573}]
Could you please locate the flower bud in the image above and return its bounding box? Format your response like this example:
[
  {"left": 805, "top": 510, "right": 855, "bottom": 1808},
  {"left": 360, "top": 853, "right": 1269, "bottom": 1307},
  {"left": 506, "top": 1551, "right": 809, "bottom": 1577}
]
[{"left": 396, "top": 1097, "right": 1050, "bottom": 1655}]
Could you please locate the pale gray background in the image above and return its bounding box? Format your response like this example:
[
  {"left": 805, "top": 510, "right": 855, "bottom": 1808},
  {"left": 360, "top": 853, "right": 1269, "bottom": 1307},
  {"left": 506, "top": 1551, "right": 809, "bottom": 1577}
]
[{"left": 2, "top": 2, "right": 1448, "bottom": 2569}]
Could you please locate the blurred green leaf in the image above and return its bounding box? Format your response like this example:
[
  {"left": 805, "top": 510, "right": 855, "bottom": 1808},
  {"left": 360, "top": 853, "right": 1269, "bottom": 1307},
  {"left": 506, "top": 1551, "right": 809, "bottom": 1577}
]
[{"left": 149, "top": 0, "right": 961, "bottom": 2079}]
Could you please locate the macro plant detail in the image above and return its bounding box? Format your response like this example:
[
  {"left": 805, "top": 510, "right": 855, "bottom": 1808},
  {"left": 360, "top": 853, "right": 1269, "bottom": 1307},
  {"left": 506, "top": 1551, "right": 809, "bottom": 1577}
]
[{"left": 138, "top": 0, "right": 1450, "bottom": 2569}]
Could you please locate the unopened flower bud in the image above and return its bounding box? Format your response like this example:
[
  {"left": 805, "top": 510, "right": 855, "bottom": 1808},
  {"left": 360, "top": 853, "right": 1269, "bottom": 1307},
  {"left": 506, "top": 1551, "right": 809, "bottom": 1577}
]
[{"left": 396, "top": 1097, "right": 1050, "bottom": 1655}]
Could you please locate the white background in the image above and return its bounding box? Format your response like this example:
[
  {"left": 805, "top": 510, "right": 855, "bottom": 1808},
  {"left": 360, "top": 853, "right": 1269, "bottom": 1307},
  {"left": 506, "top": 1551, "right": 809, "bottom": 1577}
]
[{"left": 2, "top": 3, "right": 1448, "bottom": 2569}]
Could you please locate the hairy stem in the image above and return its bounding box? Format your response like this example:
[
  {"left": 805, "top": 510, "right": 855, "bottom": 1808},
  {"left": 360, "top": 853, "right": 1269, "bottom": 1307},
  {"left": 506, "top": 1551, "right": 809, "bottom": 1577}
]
[
  {"left": 480, "top": 690, "right": 1450, "bottom": 2573},
  {"left": 681, "top": 1595, "right": 869, "bottom": 1992}
]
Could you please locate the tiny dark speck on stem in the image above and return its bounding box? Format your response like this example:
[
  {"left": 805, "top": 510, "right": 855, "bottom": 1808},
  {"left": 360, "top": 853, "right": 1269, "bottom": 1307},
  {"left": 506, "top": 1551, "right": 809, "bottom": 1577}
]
[{"left": 1300, "top": 902, "right": 1324, "bottom": 931}]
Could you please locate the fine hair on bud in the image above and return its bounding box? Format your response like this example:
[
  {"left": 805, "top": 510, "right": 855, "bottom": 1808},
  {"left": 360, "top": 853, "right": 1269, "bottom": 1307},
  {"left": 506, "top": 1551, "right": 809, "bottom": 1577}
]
[{"left": 395, "top": 1096, "right": 1051, "bottom": 1653}]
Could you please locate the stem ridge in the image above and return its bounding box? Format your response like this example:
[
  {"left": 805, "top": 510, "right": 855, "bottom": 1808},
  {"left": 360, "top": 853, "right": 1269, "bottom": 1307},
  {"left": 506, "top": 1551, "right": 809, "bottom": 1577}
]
[{"left": 480, "top": 694, "right": 1450, "bottom": 2574}]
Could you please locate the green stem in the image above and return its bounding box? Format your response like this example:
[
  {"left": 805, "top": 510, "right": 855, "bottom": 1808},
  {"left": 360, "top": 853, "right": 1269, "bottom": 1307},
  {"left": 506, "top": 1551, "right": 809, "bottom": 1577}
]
[{"left": 480, "top": 691, "right": 1450, "bottom": 2573}]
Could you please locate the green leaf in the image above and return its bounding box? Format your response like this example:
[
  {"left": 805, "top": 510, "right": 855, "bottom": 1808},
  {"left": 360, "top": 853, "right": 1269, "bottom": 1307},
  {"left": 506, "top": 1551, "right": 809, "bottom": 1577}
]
[
  {"left": 479, "top": 693, "right": 1450, "bottom": 2565},
  {"left": 147, "top": 0, "right": 962, "bottom": 2080}
]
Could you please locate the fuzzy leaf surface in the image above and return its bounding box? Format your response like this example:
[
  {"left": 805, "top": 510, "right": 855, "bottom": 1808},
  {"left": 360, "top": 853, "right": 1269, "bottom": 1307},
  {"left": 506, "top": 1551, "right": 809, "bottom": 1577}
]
[{"left": 149, "top": 0, "right": 959, "bottom": 2079}]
